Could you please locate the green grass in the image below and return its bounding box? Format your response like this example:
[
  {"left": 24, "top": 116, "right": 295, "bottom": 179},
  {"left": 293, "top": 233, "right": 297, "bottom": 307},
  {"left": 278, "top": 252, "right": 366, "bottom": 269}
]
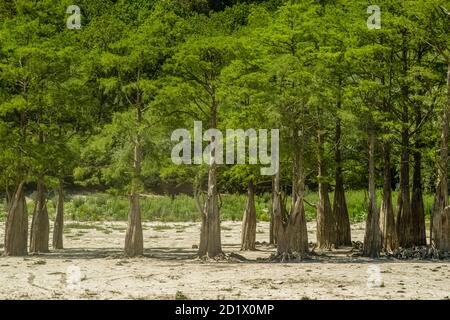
[
  {"left": 0, "top": 190, "right": 436, "bottom": 223},
  {"left": 153, "top": 224, "right": 175, "bottom": 231},
  {"left": 61, "top": 190, "right": 436, "bottom": 223},
  {"left": 64, "top": 222, "right": 109, "bottom": 232}
]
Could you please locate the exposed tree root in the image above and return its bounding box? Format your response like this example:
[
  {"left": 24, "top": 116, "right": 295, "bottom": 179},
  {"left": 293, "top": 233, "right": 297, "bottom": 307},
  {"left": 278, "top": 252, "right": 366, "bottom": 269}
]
[
  {"left": 268, "top": 252, "right": 311, "bottom": 262},
  {"left": 386, "top": 246, "right": 450, "bottom": 260},
  {"left": 196, "top": 252, "right": 248, "bottom": 262},
  {"left": 350, "top": 241, "right": 450, "bottom": 260}
]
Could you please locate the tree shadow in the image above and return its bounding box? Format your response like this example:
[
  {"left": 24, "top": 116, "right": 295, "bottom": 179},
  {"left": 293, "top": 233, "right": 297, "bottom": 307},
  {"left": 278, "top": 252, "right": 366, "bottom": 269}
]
[{"left": 0, "top": 245, "right": 447, "bottom": 264}]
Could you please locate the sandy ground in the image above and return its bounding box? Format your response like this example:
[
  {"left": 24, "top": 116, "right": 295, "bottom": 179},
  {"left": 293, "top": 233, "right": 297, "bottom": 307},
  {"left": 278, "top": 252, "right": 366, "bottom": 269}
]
[{"left": 0, "top": 220, "right": 449, "bottom": 300}]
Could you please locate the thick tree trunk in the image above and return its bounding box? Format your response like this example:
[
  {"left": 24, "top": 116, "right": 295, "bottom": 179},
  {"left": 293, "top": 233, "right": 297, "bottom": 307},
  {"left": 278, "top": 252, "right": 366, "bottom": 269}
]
[
  {"left": 275, "top": 198, "right": 308, "bottom": 256},
  {"left": 30, "top": 181, "right": 49, "bottom": 253},
  {"left": 333, "top": 115, "right": 351, "bottom": 246},
  {"left": 433, "top": 60, "right": 450, "bottom": 251},
  {"left": 4, "top": 182, "right": 28, "bottom": 256},
  {"left": 396, "top": 39, "right": 415, "bottom": 248},
  {"left": 124, "top": 192, "right": 143, "bottom": 256},
  {"left": 411, "top": 145, "right": 427, "bottom": 246},
  {"left": 379, "top": 142, "right": 397, "bottom": 251},
  {"left": 198, "top": 96, "right": 222, "bottom": 258},
  {"left": 124, "top": 105, "right": 144, "bottom": 257},
  {"left": 52, "top": 183, "right": 64, "bottom": 249},
  {"left": 411, "top": 54, "right": 427, "bottom": 246},
  {"left": 397, "top": 127, "right": 414, "bottom": 248},
  {"left": 241, "top": 181, "right": 256, "bottom": 251},
  {"left": 288, "top": 143, "right": 308, "bottom": 254},
  {"left": 439, "top": 207, "right": 450, "bottom": 251},
  {"left": 316, "top": 129, "right": 336, "bottom": 249},
  {"left": 396, "top": 111, "right": 413, "bottom": 247},
  {"left": 287, "top": 198, "right": 308, "bottom": 254},
  {"left": 198, "top": 163, "right": 222, "bottom": 257},
  {"left": 274, "top": 154, "right": 308, "bottom": 256},
  {"left": 363, "top": 128, "right": 382, "bottom": 257},
  {"left": 273, "top": 169, "right": 284, "bottom": 251}
]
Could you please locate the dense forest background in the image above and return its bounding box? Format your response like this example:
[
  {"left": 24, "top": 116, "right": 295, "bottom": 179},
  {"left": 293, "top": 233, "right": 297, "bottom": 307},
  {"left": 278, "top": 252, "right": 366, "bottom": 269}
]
[{"left": 0, "top": 0, "right": 449, "bottom": 258}]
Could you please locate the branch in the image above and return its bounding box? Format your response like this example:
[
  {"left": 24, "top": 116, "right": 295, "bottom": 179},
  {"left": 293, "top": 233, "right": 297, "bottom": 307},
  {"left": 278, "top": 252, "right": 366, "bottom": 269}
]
[
  {"left": 303, "top": 198, "right": 317, "bottom": 209},
  {"left": 194, "top": 185, "right": 205, "bottom": 217},
  {"left": 410, "top": 98, "right": 437, "bottom": 136}
]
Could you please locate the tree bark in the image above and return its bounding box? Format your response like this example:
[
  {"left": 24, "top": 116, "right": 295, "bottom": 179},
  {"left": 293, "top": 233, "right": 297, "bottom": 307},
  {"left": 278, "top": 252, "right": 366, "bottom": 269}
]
[
  {"left": 288, "top": 142, "right": 308, "bottom": 254},
  {"left": 433, "top": 60, "right": 450, "bottom": 251},
  {"left": 316, "top": 129, "right": 336, "bottom": 249},
  {"left": 396, "top": 38, "right": 414, "bottom": 248},
  {"left": 241, "top": 181, "right": 256, "bottom": 251},
  {"left": 198, "top": 163, "right": 222, "bottom": 257},
  {"left": 274, "top": 151, "right": 308, "bottom": 256},
  {"left": 273, "top": 168, "right": 285, "bottom": 252},
  {"left": 30, "top": 181, "right": 49, "bottom": 253},
  {"left": 396, "top": 122, "right": 413, "bottom": 247},
  {"left": 4, "top": 181, "right": 28, "bottom": 256},
  {"left": 363, "top": 128, "right": 382, "bottom": 257},
  {"left": 124, "top": 105, "right": 144, "bottom": 257},
  {"left": 125, "top": 192, "right": 143, "bottom": 256},
  {"left": 269, "top": 176, "right": 276, "bottom": 245},
  {"left": 411, "top": 138, "right": 426, "bottom": 246},
  {"left": 410, "top": 52, "right": 427, "bottom": 246},
  {"left": 198, "top": 95, "right": 222, "bottom": 258},
  {"left": 379, "top": 142, "right": 397, "bottom": 251},
  {"left": 52, "top": 183, "right": 64, "bottom": 249},
  {"left": 333, "top": 113, "right": 351, "bottom": 246}
]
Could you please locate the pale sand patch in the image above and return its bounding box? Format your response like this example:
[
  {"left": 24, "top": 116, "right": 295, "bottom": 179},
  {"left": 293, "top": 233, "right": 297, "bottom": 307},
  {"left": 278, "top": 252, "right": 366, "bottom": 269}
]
[{"left": 0, "top": 221, "right": 449, "bottom": 300}]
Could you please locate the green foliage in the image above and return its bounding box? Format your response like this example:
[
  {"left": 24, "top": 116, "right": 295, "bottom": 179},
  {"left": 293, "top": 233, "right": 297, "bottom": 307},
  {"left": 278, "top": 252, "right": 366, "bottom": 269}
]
[{"left": 0, "top": 0, "right": 448, "bottom": 229}]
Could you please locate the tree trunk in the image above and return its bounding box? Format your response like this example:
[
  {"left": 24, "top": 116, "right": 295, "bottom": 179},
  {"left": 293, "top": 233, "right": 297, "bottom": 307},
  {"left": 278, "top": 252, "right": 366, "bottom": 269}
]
[
  {"left": 396, "top": 39, "right": 414, "bottom": 248},
  {"left": 274, "top": 151, "right": 308, "bottom": 257},
  {"left": 269, "top": 176, "right": 276, "bottom": 245},
  {"left": 316, "top": 129, "right": 336, "bottom": 249},
  {"left": 411, "top": 53, "right": 427, "bottom": 246},
  {"left": 439, "top": 207, "right": 450, "bottom": 251},
  {"left": 287, "top": 198, "right": 309, "bottom": 254},
  {"left": 363, "top": 128, "right": 382, "bottom": 257},
  {"left": 333, "top": 115, "right": 351, "bottom": 246},
  {"left": 241, "top": 181, "right": 256, "bottom": 251},
  {"left": 397, "top": 125, "right": 413, "bottom": 248},
  {"left": 30, "top": 181, "right": 49, "bottom": 253},
  {"left": 124, "top": 192, "right": 143, "bottom": 256},
  {"left": 198, "top": 163, "right": 222, "bottom": 257},
  {"left": 198, "top": 95, "right": 222, "bottom": 258},
  {"left": 273, "top": 169, "right": 284, "bottom": 251},
  {"left": 411, "top": 142, "right": 426, "bottom": 246},
  {"left": 52, "top": 183, "right": 64, "bottom": 249},
  {"left": 433, "top": 60, "right": 450, "bottom": 251},
  {"left": 124, "top": 105, "right": 144, "bottom": 257},
  {"left": 379, "top": 142, "right": 397, "bottom": 251},
  {"left": 4, "top": 181, "right": 28, "bottom": 256},
  {"left": 288, "top": 142, "right": 308, "bottom": 254}
]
